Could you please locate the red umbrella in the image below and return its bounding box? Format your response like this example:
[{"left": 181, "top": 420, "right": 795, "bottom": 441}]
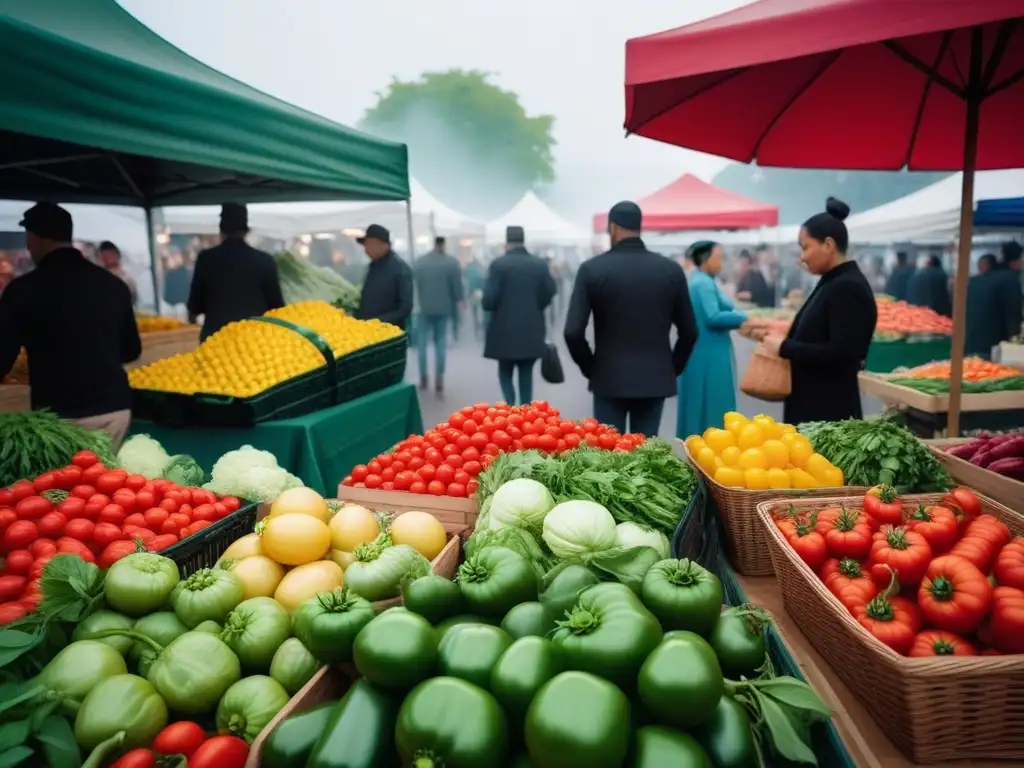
[{"left": 626, "top": 0, "right": 1024, "bottom": 434}]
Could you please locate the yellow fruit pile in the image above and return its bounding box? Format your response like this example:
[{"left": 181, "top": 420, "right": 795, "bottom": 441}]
[
  {"left": 129, "top": 300, "right": 401, "bottom": 398},
  {"left": 135, "top": 314, "right": 191, "bottom": 333},
  {"left": 685, "top": 412, "right": 844, "bottom": 490}
]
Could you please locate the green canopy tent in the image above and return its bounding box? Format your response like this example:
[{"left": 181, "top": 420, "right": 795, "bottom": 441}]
[{"left": 0, "top": 0, "right": 411, "bottom": 308}]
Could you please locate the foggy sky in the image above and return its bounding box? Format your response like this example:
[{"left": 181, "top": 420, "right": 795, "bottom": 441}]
[{"left": 118, "top": 0, "right": 755, "bottom": 223}]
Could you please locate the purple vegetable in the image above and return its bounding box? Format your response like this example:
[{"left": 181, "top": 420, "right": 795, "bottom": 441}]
[
  {"left": 988, "top": 436, "right": 1024, "bottom": 462},
  {"left": 987, "top": 456, "right": 1024, "bottom": 481},
  {"left": 949, "top": 440, "right": 984, "bottom": 459},
  {"left": 971, "top": 449, "right": 994, "bottom": 468}
]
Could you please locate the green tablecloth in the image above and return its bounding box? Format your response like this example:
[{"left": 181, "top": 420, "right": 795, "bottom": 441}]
[
  {"left": 130, "top": 383, "right": 423, "bottom": 496},
  {"left": 864, "top": 337, "right": 951, "bottom": 373}
]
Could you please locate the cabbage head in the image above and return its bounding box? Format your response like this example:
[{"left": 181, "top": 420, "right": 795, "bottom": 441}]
[
  {"left": 489, "top": 478, "right": 555, "bottom": 532},
  {"left": 542, "top": 500, "right": 617, "bottom": 559},
  {"left": 614, "top": 522, "right": 670, "bottom": 560},
  {"left": 163, "top": 455, "right": 205, "bottom": 486}
]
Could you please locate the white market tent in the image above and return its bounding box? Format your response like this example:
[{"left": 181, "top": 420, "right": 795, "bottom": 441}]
[{"left": 486, "top": 191, "right": 590, "bottom": 246}]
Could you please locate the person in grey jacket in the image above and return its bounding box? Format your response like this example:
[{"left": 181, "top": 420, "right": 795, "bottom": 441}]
[
  {"left": 414, "top": 236, "right": 464, "bottom": 393},
  {"left": 483, "top": 226, "right": 556, "bottom": 405},
  {"left": 354, "top": 224, "right": 413, "bottom": 331}
]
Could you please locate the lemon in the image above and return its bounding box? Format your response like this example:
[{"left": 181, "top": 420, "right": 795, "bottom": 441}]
[
  {"left": 761, "top": 439, "right": 789, "bottom": 469},
  {"left": 714, "top": 466, "right": 746, "bottom": 489},
  {"left": 685, "top": 435, "right": 707, "bottom": 456},
  {"left": 720, "top": 446, "right": 742, "bottom": 467},
  {"left": 744, "top": 468, "right": 770, "bottom": 490},
  {"left": 704, "top": 429, "right": 736, "bottom": 454},
  {"left": 767, "top": 468, "right": 791, "bottom": 489},
  {"left": 738, "top": 448, "right": 767, "bottom": 471},
  {"left": 737, "top": 423, "right": 765, "bottom": 450}
]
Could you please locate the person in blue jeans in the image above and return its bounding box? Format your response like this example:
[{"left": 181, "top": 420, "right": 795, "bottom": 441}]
[
  {"left": 483, "top": 226, "right": 556, "bottom": 405},
  {"left": 413, "top": 236, "right": 463, "bottom": 394}
]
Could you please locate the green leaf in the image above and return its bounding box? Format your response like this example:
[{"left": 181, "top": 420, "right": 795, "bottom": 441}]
[
  {"left": 756, "top": 677, "right": 832, "bottom": 721},
  {"left": 0, "top": 684, "right": 42, "bottom": 716},
  {"left": 35, "top": 715, "right": 80, "bottom": 768},
  {"left": 0, "top": 746, "right": 34, "bottom": 768},
  {"left": 29, "top": 700, "right": 59, "bottom": 731},
  {"left": 0, "top": 721, "right": 29, "bottom": 753},
  {"left": 759, "top": 694, "right": 819, "bottom": 765}
]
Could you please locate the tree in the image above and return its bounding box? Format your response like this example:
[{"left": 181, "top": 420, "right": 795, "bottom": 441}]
[{"left": 360, "top": 70, "right": 556, "bottom": 218}]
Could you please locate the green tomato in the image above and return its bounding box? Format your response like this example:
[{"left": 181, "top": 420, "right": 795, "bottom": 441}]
[
  {"left": 396, "top": 677, "right": 507, "bottom": 768},
  {"left": 194, "top": 620, "right": 222, "bottom": 634},
  {"left": 221, "top": 596, "right": 291, "bottom": 671},
  {"left": 72, "top": 611, "right": 135, "bottom": 656},
  {"left": 500, "top": 601, "right": 555, "bottom": 639},
  {"left": 458, "top": 547, "right": 537, "bottom": 620},
  {"left": 640, "top": 559, "right": 723, "bottom": 637},
  {"left": 353, "top": 608, "right": 437, "bottom": 690},
  {"left": 291, "top": 588, "right": 375, "bottom": 664},
  {"left": 539, "top": 564, "right": 599, "bottom": 622},
  {"left": 104, "top": 553, "right": 180, "bottom": 617},
  {"left": 525, "top": 671, "right": 629, "bottom": 768},
  {"left": 307, "top": 678, "right": 401, "bottom": 768},
  {"left": 438, "top": 624, "right": 512, "bottom": 689},
  {"left": 638, "top": 631, "right": 723, "bottom": 730},
  {"left": 270, "top": 638, "right": 320, "bottom": 695},
  {"left": 38, "top": 640, "right": 128, "bottom": 714},
  {"left": 170, "top": 567, "right": 246, "bottom": 628},
  {"left": 263, "top": 701, "right": 335, "bottom": 768},
  {"left": 708, "top": 608, "right": 768, "bottom": 680},
  {"left": 490, "top": 636, "right": 562, "bottom": 722},
  {"left": 435, "top": 615, "right": 493, "bottom": 642},
  {"left": 74, "top": 674, "right": 167, "bottom": 750},
  {"left": 631, "top": 726, "right": 711, "bottom": 767},
  {"left": 346, "top": 544, "right": 431, "bottom": 602},
  {"left": 216, "top": 675, "right": 290, "bottom": 743},
  {"left": 147, "top": 631, "right": 241, "bottom": 714},
  {"left": 551, "top": 582, "right": 662, "bottom": 688},
  {"left": 130, "top": 612, "right": 189, "bottom": 676},
  {"left": 693, "top": 695, "right": 759, "bottom": 768},
  {"left": 402, "top": 573, "right": 463, "bottom": 624}
]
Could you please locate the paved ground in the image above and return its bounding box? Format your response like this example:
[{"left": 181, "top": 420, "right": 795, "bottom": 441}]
[{"left": 404, "top": 307, "right": 886, "bottom": 438}]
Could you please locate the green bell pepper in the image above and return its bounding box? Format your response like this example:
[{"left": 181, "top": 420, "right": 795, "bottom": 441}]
[
  {"left": 437, "top": 624, "right": 512, "bottom": 689},
  {"left": 402, "top": 573, "right": 464, "bottom": 625},
  {"left": 308, "top": 678, "right": 400, "bottom": 768},
  {"left": 352, "top": 608, "right": 437, "bottom": 690},
  {"left": 500, "top": 601, "right": 555, "bottom": 639},
  {"left": 291, "top": 588, "right": 375, "bottom": 664},
  {"left": 146, "top": 631, "right": 242, "bottom": 714},
  {"left": 221, "top": 596, "right": 291, "bottom": 672},
  {"left": 458, "top": 546, "right": 537, "bottom": 620},
  {"left": 74, "top": 674, "right": 167, "bottom": 751},
  {"left": 638, "top": 631, "right": 723, "bottom": 730},
  {"left": 640, "top": 558, "right": 723, "bottom": 637},
  {"left": 396, "top": 676, "right": 507, "bottom": 768},
  {"left": 490, "top": 636, "right": 562, "bottom": 722},
  {"left": 631, "top": 726, "right": 711, "bottom": 767},
  {"left": 260, "top": 700, "right": 335, "bottom": 768},
  {"left": 551, "top": 582, "right": 662, "bottom": 688},
  {"left": 170, "top": 567, "right": 246, "bottom": 628},
  {"left": 525, "top": 671, "right": 630, "bottom": 768},
  {"left": 708, "top": 607, "right": 769, "bottom": 680},
  {"left": 216, "top": 675, "right": 290, "bottom": 743},
  {"left": 270, "top": 637, "right": 320, "bottom": 694},
  {"left": 693, "top": 695, "right": 759, "bottom": 768}
]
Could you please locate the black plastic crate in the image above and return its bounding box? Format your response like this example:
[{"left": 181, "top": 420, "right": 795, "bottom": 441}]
[
  {"left": 162, "top": 501, "right": 259, "bottom": 577},
  {"left": 335, "top": 333, "right": 408, "bottom": 379}
]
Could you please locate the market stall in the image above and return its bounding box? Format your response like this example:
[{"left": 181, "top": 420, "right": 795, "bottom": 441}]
[{"left": 485, "top": 191, "right": 589, "bottom": 246}]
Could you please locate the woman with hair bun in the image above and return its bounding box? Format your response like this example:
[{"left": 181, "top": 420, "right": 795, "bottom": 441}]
[{"left": 762, "top": 198, "right": 877, "bottom": 424}]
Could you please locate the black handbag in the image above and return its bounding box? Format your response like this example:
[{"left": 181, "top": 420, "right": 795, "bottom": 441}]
[{"left": 540, "top": 341, "right": 564, "bottom": 384}]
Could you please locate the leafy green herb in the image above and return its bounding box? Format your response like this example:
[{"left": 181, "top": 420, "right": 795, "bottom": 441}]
[{"left": 0, "top": 411, "right": 117, "bottom": 487}]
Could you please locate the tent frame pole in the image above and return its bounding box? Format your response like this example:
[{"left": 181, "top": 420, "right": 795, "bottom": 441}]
[{"left": 145, "top": 206, "right": 161, "bottom": 316}]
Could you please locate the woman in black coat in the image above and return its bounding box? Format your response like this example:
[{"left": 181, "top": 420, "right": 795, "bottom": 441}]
[{"left": 762, "top": 198, "right": 877, "bottom": 425}]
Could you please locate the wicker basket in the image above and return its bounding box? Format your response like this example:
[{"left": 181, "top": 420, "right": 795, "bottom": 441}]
[
  {"left": 757, "top": 492, "right": 1024, "bottom": 763},
  {"left": 372, "top": 532, "right": 463, "bottom": 612},
  {"left": 739, "top": 344, "right": 791, "bottom": 402},
  {"left": 926, "top": 438, "right": 1024, "bottom": 512},
  {"left": 682, "top": 444, "right": 867, "bottom": 575}
]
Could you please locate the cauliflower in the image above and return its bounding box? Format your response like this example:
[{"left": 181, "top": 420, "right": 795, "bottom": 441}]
[
  {"left": 203, "top": 445, "right": 304, "bottom": 502},
  {"left": 117, "top": 434, "right": 171, "bottom": 479}
]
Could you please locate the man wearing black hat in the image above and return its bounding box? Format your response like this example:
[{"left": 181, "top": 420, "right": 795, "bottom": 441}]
[
  {"left": 564, "top": 201, "right": 698, "bottom": 436},
  {"left": 482, "top": 226, "right": 556, "bottom": 405},
  {"left": 354, "top": 224, "right": 413, "bottom": 331},
  {"left": 0, "top": 203, "right": 141, "bottom": 446},
  {"left": 187, "top": 203, "right": 285, "bottom": 340}
]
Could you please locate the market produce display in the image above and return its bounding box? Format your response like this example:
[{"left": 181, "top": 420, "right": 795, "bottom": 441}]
[
  {"left": 801, "top": 414, "right": 951, "bottom": 491},
  {"left": 745, "top": 298, "right": 953, "bottom": 340},
  {"left": 274, "top": 251, "right": 361, "bottom": 316},
  {"left": 343, "top": 401, "right": 648, "bottom": 498},
  {"left": 889, "top": 375, "right": 1024, "bottom": 395},
  {"left": 0, "top": 410, "right": 116, "bottom": 487},
  {"left": 686, "top": 412, "right": 845, "bottom": 490},
  {"left": 129, "top": 300, "right": 400, "bottom": 397},
  {"left": 901, "top": 357, "right": 1021, "bottom": 381},
  {"left": 772, "top": 486, "right": 1024, "bottom": 656},
  {"left": 945, "top": 431, "right": 1024, "bottom": 481},
  {"left": 262, "top": 554, "right": 831, "bottom": 767}
]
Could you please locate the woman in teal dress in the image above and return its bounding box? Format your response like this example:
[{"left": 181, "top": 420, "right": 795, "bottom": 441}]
[{"left": 676, "top": 241, "right": 750, "bottom": 438}]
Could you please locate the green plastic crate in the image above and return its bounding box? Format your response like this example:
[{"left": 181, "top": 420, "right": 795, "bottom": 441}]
[
  {"left": 864, "top": 336, "right": 951, "bottom": 373},
  {"left": 335, "top": 333, "right": 409, "bottom": 404}
]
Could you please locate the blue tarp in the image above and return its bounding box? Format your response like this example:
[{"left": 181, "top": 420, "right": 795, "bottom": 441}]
[{"left": 975, "top": 196, "right": 1024, "bottom": 228}]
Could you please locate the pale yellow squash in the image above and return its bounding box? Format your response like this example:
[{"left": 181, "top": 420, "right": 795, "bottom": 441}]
[
  {"left": 328, "top": 504, "right": 380, "bottom": 552},
  {"left": 269, "top": 487, "right": 331, "bottom": 524},
  {"left": 274, "top": 560, "right": 344, "bottom": 613},
  {"left": 260, "top": 513, "right": 331, "bottom": 566},
  {"left": 390, "top": 511, "right": 447, "bottom": 561},
  {"left": 221, "top": 555, "right": 286, "bottom": 599}
]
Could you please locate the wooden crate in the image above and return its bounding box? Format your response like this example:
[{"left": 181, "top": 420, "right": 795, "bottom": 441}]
[
  {"left": 926, "top": 438, "right": 1024, "bottom": 511},
  {"left": 128, "top": 326, "right": 201, "bottom": 370},
  {"left": 858, "top": 372, "right": 1024, "bottom": 414},
  {"left": 335, "top": 485, "right": 479, "bottom": 535}
]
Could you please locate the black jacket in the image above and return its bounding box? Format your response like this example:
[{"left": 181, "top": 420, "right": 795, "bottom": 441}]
[
  {"left": 0, "top": 248, "right": 141, "bottom": 418},
  {"left": 966, "top": 270, "right": 1023, "bottom": 356},
  {"left": 483, "top": 247, "right": 556, "bottom": 361},
  {"left": 355, "top": 251, "right": 413, "bottom": 330},
  {"left": 781, "top": 260, "right": 877, "bottom": 425},
  {"left": 187, "top": 238, "right": 285, "bottom": 340},
  {"left": 907, "top": 266, "right": 952, "bottom": 317},
  {"left": 884, "top": 265, "right": 915, "bottom": 301},
  {"left": 738, "top": 269, "right": 774, "bottom": 308},
  {"left": 564, "top": 238, "right": 699, "bottom": 399}
]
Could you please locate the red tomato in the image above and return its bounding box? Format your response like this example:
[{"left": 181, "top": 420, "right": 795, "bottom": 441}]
[
  {"left": 361, "top": 474, "right": 380, "bottom": 490},
  {"left": 441, "top": 444, "right": 459, "bottom": 459},
  {"left": 452, "top": 470, "right": 471, "bottom": 487},
  {"left": 392, "top": 471, "right": 412, "bottom": 491},
  {"left": 483, "top": 443, "right": 501, "bottom": 457},
  {"left": 159, "top": 498, "right": 181, "bottom": 514},
  {"left": 110, "top": 748, "right": 156, "bottom": 768},
  {"left": 147, "top": 534, "right": 179, "bottom": 552},
  {"left": 341, "top": 476, "right": 354, "bottom": 487},
  {"left": 537, "top": 434, "right": 558, "bottom": 452},
  {"left": 564, "top": 433, "right": 582, "bottom": 448},
  {"left": 443, "top": 454, "right": 463, "bottom": 470},
  {"left": 454, "top": 435, "right": 471, "bottom": 451},
  {"left": 71, "top": 450, "right": 99, "bottom": 468},
  {"left": 82, "top": 499, "right": 106, "bottom": 521},
  {"left": 153, "top": 721, "right": 207, "bottom": 758},
  {"left": 190, "top": 489, "right": 216, "bottom": 507},
  {"left": 462, "top": 460, "right": 483, "bottom": 478},
  {"left": 435, "top": 464, "right": 456, "bottom": 486},
  {"left": 409, "top": 481, "right": 427, "bottom": 494},
  {"left": 95, "top": 470, "right": 127, "bottom": 495},
  {"left": 183, "top": 521, "right": 212, "bottom": 537},
  {"left": 380, "top": 467, "right": 396, "bottom": 483},
  {"left": 192, "top": 504, "right": 218, "bottom": 522},
  {"left": 0, "top": 490, "right": 13, "bottom": 507},
  {"left": 15, "top": 496, "right": 52, "bottom": 520},
  {"left": 447, "top": 482, "right": 467, "bottom": 497},
  {"left": 65, "top": 518, "right": 95, "bottom": 542},
  {"left": 3, "top": 550, "right": 33, "bottom": 575},
  {"left": 9, "top": 481, "right": 34, "bottom": 502},
  {"left": 0, "top": 508, "right": 16, "bottom": 537},
  {"left": 36, "top": 512, "right": 66, "bottom": 539},
  {"left": 28, "top": 554, "right": 55, "bottom": 580},
  {"left": 97, "top": 505, "right": 127, "bottom": 527},
  {"left": 28, "top": 538, "right": 56, "bottom": 557},
  {"left": 521, "top": 434, "right": 540, "bottom": 449},
  {"left": 32, "top": 472, "right": 58, "bottom": 493},
  {"left": 221, "top": 496, "right": 241, "bottom": 513},
  {"left": 150, "top": 479, "right": 172, "bottom": 495},
  {"left": 167, "top": 513, "right": 190, "bottom": 531},
  {"left": 112, "top": 489, "right": 137, "bottom": 513},
  {"left": 351, "top": 464, "right": 369, "bottom": 482},
  {"left": 212, "top": 503, "right": 228, "bottom": 520},
  {"left": 188, "top": 735, "right": 249, "bottom": 768},
  {"left": 80, "top": 464, "right": 106, "bottom": 485},
  {"left": 93, "top": 522, "right": 124, "bottom": 548},
  {"left": 122, "top": 513, "right": 145, "bottom": 529},
  {"left": 367, "top": 459, "right": 383, "bottom": 476},
  {"left": 469, "top": 432, "right": 489, "bottom": 451},
  {"left": 0, "top": 574, "right": 27, "bottom": 601},
  {"left": 417, "top": 464, "right": 437, "bottom": 482},
  {"left": 461, "top": 447, "right": 481, "bottom": 463},
  {"left": 2, "top": 520, "right": 38, "bottom": 553},
  {"left": 143, "top": 507, "right": 169, "bottom": 529},
  {"left": 462, "top": 419, "right": 479, "bottom": 436},
  {"left": 448, "top": 412, "right": 467, "bottom": 430},
  {"left": 427, "top": 480, "right": 447, "bottom": 496},
  {"left": 0, "top": 601, "right": 32, "bottom": 625},
  {"left": 57, "top": 497, "right": 87, "bottom": 520},
  {"left": 423, "top": 448, "right": 443, "bottom": 465},
  {"left": 132, "top": 489, "right": 156, "bottom": 512},
  {"left": 124, "top": 474, "right": 147, "bottom": 492}
]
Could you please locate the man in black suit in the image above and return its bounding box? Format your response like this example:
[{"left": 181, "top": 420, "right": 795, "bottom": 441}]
[
  {"left": 564, "top": 201, "right": 699, "bottom": 436},
  {"left": 187, "top": 203, "right": 285, "bottom": 340},
  {"left": 482, "top": 226, "right": 556, "bottom": 405}
]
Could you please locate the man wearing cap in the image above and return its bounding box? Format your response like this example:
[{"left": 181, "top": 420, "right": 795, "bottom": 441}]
[
  {"left": 564, "top": 201, "right": 698, "bottom": 437},
  {"left": 187, "top": 203, "right": 285, "bottom": 340},
  {"left": 355, "top": 224, "right": 413, "bottom": 331},
  {"left": 98, "top": 241, "right": 138, "bottom": 306},
  {"left": 0, "top": 203, "right": 142, "bottom": 447},
  {"left": 412, "top": 236, "right": 463, "bottom": 394},
  {"left": 482, "top": 226, "right": 556, "bottom": 405}
]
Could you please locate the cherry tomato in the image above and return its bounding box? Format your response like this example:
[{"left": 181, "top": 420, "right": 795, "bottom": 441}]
[
  {"left": 537, "top": 434, "right": 558, "bottom": 452},
  {"left": 98, "top": 505, "right": 127, "bottom": 527},
  {"left": 462, "top": 447, "right": 481, "bottom": 463},
  {"left": 65, "top": 518, "right": 95, "bottom": 542},
  {"left": 15, "top": 496, "right": 51, "bottom": 520},
  {"left": 81, "top": 464, "right": 107, "bottom": 485},
  {"left": 93, "top": 522, "right": 124, "bottom": 548},
  {"left": 153, "top": 721, "right": 206, "bottom": 758},
  {"left": 393, "top": 471, "right": 414, "bottom": 491},
  {"left": 124, "top": 513, "right": 147, "bottom": 529},
  {"left": 462, "top": 419, "right": 479, "bottom": 436},
  {"left": 3, "top": 550, "right": 32, "bottom": 575},
  {"left": 71, "top": 450, "right": 99, "bottom": 468},
  {"left": 9, "top": 481, "right": 34, "bottom": 502},
  {"left": 192, "top": 504, "right": 217, "bottom": 522},
  {"left": 159, "top": 498, "right": 181, "bottom": 514},
  {"left": 351, "top": 464, "right": 369, "bottom": 482},
  {"left": 409, "top": 481, "right": 427, "bottom": 494},
  {"left": 444, "top": 454, "right": 464, "bottom": 469},
  {"left": 98, "top": 539, "right": 143, "bottom": 569},
  {"left": 2, "top": 520, "right": 38, "bottom": 553},
  {"left": 367, "top": 459, "right": 383, "bottom": 476},
  {"left": 221, "top": 496, "right": 241, "bottom": 513},
  {"left": 112, "top": 489, "right": 137, "bottom": 513},
  {"left": 147, "top": 534, "right": 179, "bottom": 552},
  {"left": 36, "top": 512, "right": 66, "bottom": 539},
  {"left": 427, "top": 480, "right": 447, "bottom": 496},
  {"left": 110, "top": 748, "right": 156, "bottom": 768},
  {"left": 454, "top": 434, "right": 472, "bottom": 451},
  {"left": 417, "top": 464, "right": 437, "bottom": 482},
  {"left": 71, "top": 484, "right": 96, "bottom": 501},
  {"left": 447, "top": 482, "right": 467, "bottom": 497},
  {"left": 408, "top": 456, "right": 426, "bottom": 471},
  {"left": 435, "top": 464, "right": 456, "bottom": 485},
  {"left": 469, "top": 432, "right": 489, "bottom": 450},
  {"left": 463, "top": 460, "right": 483, "bottom": 477},
  {"left": 363, "top": 474, "right": 383, "bottom": 490},
  {"left": 32, "top": 472, "right": 58, "bottom": 493},
  {"left": 58, "top": 466, "right": 83, "bottom": 489},
  {"left": 380, "top": 467, "right": 396, "bottom": 483},
  {"left": 188, "top": 735, "right": 249, "bottom": 768}
]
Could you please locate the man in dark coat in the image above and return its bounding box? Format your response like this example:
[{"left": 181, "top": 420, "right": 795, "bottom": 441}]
[
  {"left": 966, "top": 254, "right": 1018, "bottom": 358},
  {"left": 187, "top": 204, "right": 285, "bottom": 340},
  {"left": 885, "top": 251, "right": 915, "bottom": 300},
  {"left": 483, "top": 226, "right": 556, "bottom": 405},
  {"left": 997, "top": 241, "right": 1023, "bottom": 341},
  {"left": 564, "top": 201, "right": 699, "bottom": 436},
  {"left": 355, "top": 224, "right": 413, "bottom": 331},
  {"left": 907, "top": 254, "right": 952, "bottom": 317},
  {"left": 413, "top": 236, "right": 463, "bottom": 393},
  {"left": 736, "top": 250, "right": 774, "bottom": 308}
]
